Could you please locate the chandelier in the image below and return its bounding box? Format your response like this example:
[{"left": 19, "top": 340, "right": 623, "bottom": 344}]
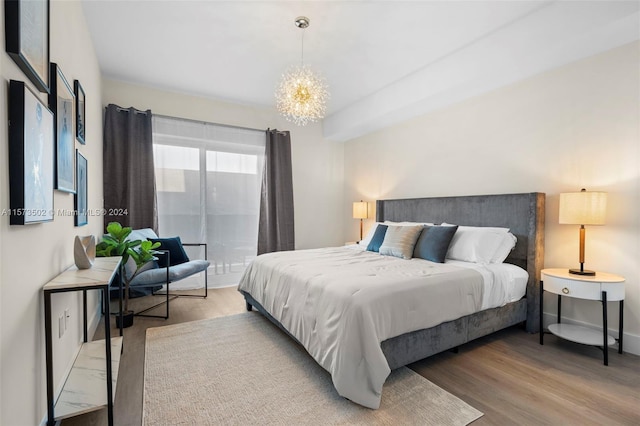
[{"left": 275, "top": 16, "right": 329, "bottom": 126}]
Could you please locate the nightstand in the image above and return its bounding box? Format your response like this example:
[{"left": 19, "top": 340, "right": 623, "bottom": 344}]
[{"left": 540, "top": 268, "right": 625, "bottom": 365}]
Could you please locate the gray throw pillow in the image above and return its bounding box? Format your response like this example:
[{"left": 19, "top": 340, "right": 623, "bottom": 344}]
[
  {"left": 413, "top": 225, "right": 458, "bottom": 263},
  {"left": 378, "top": 225, "right": 423, "bottom": 260}
]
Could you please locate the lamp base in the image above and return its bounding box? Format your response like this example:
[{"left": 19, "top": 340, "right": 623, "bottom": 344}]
[{"left": 569, "top": 268, "right": 595, "bottom": 276}]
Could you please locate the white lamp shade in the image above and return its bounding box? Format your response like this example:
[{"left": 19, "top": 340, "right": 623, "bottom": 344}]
[
  {"left": 559, "top": 191, "right": 607, "bottom": 225},
  {"left": 353, "top": 201, "right": 368, "bottom": 219}
]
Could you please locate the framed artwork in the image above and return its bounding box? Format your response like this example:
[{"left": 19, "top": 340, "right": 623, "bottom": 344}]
[
  {"left": 49, "top": 63, "right": 76, "bottom": 193},
  {"left": 74, "top": 80, "right": 86, "bottom": 144},
  {"left": 8, "top": 80, "right": 55, "bottom": 225},
  {"left": 74, "top": 151, "right": 88, "bottom": 226},
  {"left": 5, "top": 0, "right": 50, "bottom": 93}
]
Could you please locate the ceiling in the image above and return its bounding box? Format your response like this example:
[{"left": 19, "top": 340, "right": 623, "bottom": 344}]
[{"left": 82, "top": 1, "right": 640, "bottom": 142}]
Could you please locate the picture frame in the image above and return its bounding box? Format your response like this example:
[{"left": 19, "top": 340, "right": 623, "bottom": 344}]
[
  {"left": 5, "top": 0, "right": 50, "bottom": 93},
  {"left": 8, "top": 80, "right": 55, "bottom": 225},
  {"left": 49, "top": 63, "right": 76, "bottom": 193},
  {"left": 75, "top": 151, "right": 88, "bottom": 226},
  {"left": 74, "top": 80, "right": 86, "bottom": 144}
]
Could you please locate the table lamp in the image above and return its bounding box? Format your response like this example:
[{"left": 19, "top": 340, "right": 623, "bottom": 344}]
[
  {"left": 559, "top": 188, "right": 607, "bottom": 276},
  {"left": 353, "top": 200, "right": 368, "bottom": 241}
]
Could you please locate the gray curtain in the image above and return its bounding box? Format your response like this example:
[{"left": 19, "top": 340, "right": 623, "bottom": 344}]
[
  {"left": 257, "top": 129, "right": 294, "bottom": 255},
  {"left": 103, "top": 104, "right": 158, "bottom": 233}
]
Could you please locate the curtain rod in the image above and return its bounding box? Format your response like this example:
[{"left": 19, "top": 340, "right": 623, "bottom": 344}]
[
  {"left": 112, "top": 105, "right": 150, "bottom": 114},
  {"left": 153, "top": 113, "right": 264, "bottom": 133}
]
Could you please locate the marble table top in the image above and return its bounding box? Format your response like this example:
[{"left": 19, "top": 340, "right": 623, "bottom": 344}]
[{"left": 43, "top": 257, "right": 122, "bottom": 291}]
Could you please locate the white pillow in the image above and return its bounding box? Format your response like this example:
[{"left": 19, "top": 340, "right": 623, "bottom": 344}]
[
  {"left": 444, "top": 224, "right": 509, "bottom": 264},
  {"left": 359, "top": 222, "right": 381, "bottom": 247},
  {"left": 384, "top": 221, "right": 434, "bottom": 227},
  {"left": 378, "top": 225, "right": 423, "bottom": 260},
  {"left": 492, "top": 232, "right": 517, "bottom": 263}
]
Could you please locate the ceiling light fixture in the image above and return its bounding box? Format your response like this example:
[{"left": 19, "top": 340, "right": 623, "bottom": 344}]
[{"left": 275, "top": 16, "right": 329, "bottom": 126}]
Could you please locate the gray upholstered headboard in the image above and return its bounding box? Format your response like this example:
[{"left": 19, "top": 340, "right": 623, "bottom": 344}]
[{"left": 377, "top": 192, "right": 545, "bottom": 331}]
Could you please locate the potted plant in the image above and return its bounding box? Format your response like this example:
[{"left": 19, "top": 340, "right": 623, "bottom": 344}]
[{"left": 96, "top": 222, "right": 160, "bottom": 328}]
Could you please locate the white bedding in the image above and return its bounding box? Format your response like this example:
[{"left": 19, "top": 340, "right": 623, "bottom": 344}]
[{"left": 238, "top": 246, "right": 527, "bottom": 409}]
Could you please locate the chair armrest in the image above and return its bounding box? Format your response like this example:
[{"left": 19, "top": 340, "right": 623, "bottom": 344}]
[
  {"left": 181, "top": 243, "right": 207, "bottom": 260},
  {"left": 155, "top": 249, "right": 170, "bottom": 263}
]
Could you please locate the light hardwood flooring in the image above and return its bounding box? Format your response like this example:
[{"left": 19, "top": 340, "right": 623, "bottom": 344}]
[{"left": 63, "top": 287, "right": 640, "bottom": 425}]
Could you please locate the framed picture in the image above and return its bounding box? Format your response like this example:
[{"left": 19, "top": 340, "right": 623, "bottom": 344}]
[
  {"left": 5, "top": 0, "right": 50, "bottom": 93},
  {"left": 74, "top": 80, "right": 86, "bottom": 144},
  {"left": 49, "top": 63, "right": 76, "bottom": 193},
  {"left": 75, "top": 151, "right": 88, "bottom": 226},
  {"left": 8, "top": 80, "right": 55, "bottom": 225}
]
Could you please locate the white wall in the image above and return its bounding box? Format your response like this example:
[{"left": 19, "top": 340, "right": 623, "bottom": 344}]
[
  {"left": 102, "top": 79, "right": 345, "bottom": 250},
  {"left": 344, "top": 42, "right": 640, "bottom": 353},
  {"left": 0, "top": 1, "right": 104, "bottom": 424}
]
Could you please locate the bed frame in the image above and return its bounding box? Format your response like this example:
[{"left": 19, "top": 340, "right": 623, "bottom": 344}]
[{"left": 243, "top": 192, "right": 545, "bottom": 371}]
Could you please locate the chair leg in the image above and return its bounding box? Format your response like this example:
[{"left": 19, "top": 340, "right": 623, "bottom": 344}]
[
  {"left": 134, "top": 295, "right": 177, "bottom": 318},
  {"left": 165, "top": 271, "right": 208, "bottom": 299},
  {"left": 165, "top": 282, "right": 169, "bottom": 319},
  {"left": 135, "top": 282, "right": 175, "bottom": 319}
]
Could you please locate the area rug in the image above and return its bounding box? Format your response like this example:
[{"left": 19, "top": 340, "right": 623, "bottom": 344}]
[{"left": 143, "top": 313, "right": 483, "bottom": 425}]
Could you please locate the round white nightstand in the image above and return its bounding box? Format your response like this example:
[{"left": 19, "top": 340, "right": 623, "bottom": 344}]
[{"left": 539, "top": 268, "right": 625, "bottom": 365}]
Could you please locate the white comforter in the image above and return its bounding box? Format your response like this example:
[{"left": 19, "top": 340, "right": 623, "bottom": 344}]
[{"left": 238, "top": 247, "right": 484, "bottom": 409}]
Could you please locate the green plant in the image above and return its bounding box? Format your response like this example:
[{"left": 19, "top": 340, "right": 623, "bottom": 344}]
[{"left": 97, "top": 222, "right": 160, "bottom": 312}]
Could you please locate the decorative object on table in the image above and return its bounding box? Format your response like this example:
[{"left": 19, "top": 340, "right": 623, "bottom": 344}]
[
  {"left": 5, "top": 0, "right": 50, "bottom": 93},
  {"left": 74, "top": 80, "right": 86, "bottom": 144},
  {"left": 96, "top": 222, "right": 160, "bottom": 327},
  {"left": 8, "top": 80, "right": 54, "bottom": 225},
  {"left": 559, "top": 188, "right": 607, "bottom": 276},
  {"left": 353, "top": 200, "right": 368, "bottom": 241},
  {"left": 74, "top": 235, "right": 96, "bottom": 269},
  {"left": 49, "top": 63, "right": 76, "bottom": 193},
  {"left": 275, "top": 16, "right": 329, "bottom": 126},
  {"left": 74, "top": 150, "right": 88, "bottom": 226}
]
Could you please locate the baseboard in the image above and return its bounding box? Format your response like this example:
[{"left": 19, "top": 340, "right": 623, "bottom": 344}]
[{"left": 543, "top": 313, "right": 640, "bottom": 356}]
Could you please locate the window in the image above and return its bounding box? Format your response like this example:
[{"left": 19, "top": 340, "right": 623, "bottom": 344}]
[{"left": 152, "top": 116, "right": 265, "bottom": 288}]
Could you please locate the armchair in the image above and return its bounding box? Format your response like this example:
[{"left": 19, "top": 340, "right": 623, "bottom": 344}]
[{"left": 124, "top": 228, "right": 209, "bottom": 319}]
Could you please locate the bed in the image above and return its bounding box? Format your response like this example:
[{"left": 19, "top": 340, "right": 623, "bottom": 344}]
[{"left": 239, "top": 192, "right": 545, "bottom": 409}]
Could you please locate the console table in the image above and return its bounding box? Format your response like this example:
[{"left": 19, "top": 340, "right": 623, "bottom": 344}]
[{"left": 43, "top": 256, "right": 122, "bottom": 426}]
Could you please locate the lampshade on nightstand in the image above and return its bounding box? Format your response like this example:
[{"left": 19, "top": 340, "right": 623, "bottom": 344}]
[
  {"left": 559, "top": 188, "right": 607, "bottom": 276},
  {"left": 353, "top": 201, "right": 368, "bottom": 241}
]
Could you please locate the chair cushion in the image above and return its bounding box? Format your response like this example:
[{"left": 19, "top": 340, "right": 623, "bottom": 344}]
[
  {"left": 150, "top": 236, "right": 190, "bottom": 267},
  {"left": 129, "top": 260, "right": 210, "bottom": 287}
]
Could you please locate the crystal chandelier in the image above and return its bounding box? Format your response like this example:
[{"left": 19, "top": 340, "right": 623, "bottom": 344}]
[{"left": 275, "top": 16, "right": 329, "bottom": 126}]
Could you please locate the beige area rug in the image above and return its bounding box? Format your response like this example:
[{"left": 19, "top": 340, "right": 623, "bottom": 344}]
[{"left": 143, "top": 313, "right": 483, "bottom": 425}]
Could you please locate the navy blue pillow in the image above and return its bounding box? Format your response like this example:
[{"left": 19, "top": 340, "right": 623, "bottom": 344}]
[
  {"left": 366, "top": 225, "right": 388, "bottom": 252},
  {"left": 413, "top": 225, "right": 458, "bottom": 263},
  {"left": 150, "top": 236, "right": 190, "bottom": 267}
]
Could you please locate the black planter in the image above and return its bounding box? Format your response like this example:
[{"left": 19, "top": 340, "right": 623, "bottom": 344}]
[{"left": 115, "top": 311, "right": 134, "bottom": 328}]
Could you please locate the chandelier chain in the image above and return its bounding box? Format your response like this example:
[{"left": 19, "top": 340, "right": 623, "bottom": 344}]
[{"left": 301, "top": 28, "right": 305, "bottom": 66}]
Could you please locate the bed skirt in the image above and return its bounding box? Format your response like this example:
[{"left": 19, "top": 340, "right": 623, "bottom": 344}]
[{"left": 241, "top": 290, "right": 527, "bottom": 371}]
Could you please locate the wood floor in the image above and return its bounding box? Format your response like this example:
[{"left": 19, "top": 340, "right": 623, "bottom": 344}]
[{"left": 63, "top": 287, "right": 640, "bottom": 426}]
